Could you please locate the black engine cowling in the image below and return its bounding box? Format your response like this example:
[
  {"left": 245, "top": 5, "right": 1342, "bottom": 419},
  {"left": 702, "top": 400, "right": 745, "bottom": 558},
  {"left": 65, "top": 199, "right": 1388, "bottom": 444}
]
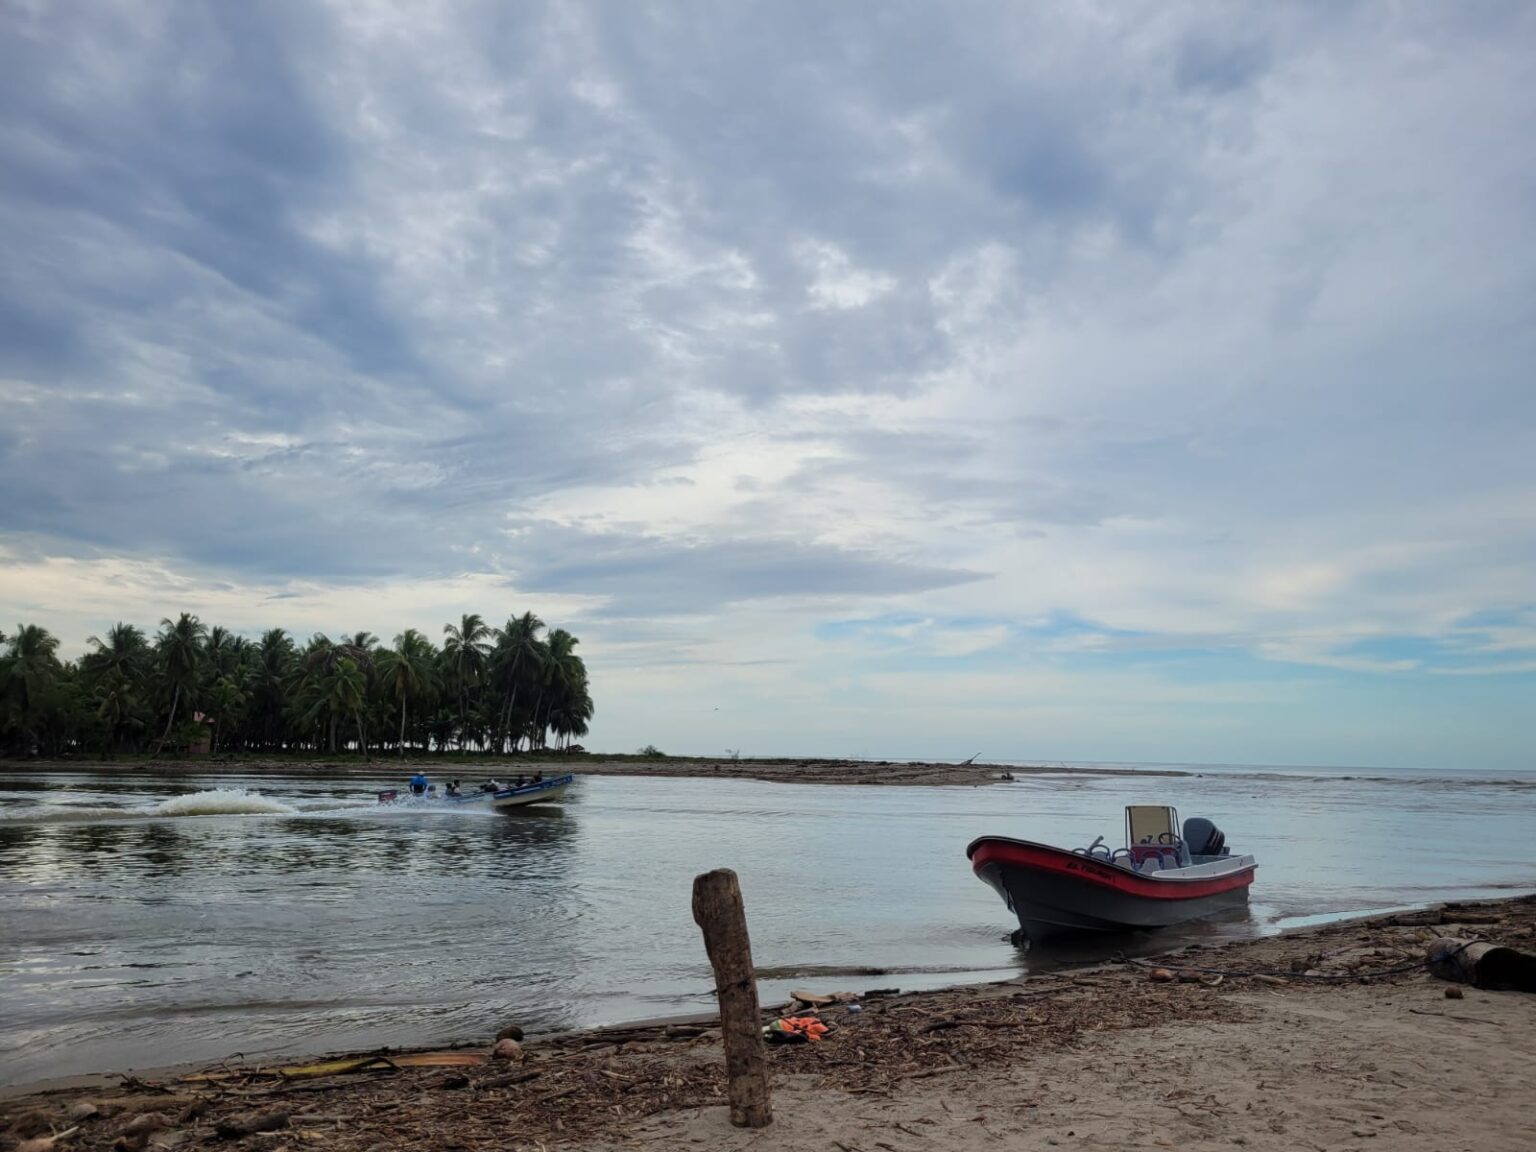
[{"left": 1182, "top": 817, "right": 1226, "bottom": 856}]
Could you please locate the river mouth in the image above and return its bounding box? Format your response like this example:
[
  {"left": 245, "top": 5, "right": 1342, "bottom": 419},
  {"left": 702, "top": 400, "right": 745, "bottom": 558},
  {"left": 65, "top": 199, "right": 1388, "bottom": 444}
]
[{"left": 2, "top": 766, "right": 1534, "bottom": 1085}]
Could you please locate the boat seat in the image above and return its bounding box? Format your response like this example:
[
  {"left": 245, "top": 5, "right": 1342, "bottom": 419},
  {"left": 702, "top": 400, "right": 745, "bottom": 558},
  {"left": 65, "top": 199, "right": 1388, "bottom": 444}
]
[{"left": 1129, "top": 844, "right": 1181, "bottom": 870}]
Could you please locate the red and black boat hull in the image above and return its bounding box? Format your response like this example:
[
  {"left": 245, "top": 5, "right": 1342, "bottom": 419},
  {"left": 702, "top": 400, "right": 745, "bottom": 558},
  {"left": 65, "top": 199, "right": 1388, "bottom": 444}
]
[{"left": 968, "top": 836, "right": 1256, "bottom": 944}]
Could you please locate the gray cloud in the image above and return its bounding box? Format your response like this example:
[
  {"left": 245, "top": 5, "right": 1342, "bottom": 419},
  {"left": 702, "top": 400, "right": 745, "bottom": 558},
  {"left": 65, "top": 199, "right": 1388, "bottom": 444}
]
[
  {"left": 2, "top": 0, "right": 1534, "bottom": 734},
  {"left": 508, "top": 524, "right": 986, "bottom": 617}
]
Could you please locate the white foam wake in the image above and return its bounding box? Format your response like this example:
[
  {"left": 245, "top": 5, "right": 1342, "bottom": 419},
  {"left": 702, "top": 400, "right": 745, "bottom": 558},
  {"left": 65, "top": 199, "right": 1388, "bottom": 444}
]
[{"left": 152, "top": 789, "right": 299, "bottom": 817}]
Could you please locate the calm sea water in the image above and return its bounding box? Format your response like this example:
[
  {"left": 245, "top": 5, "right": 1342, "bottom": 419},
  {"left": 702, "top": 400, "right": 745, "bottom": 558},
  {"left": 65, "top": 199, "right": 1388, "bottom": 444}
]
[{"left": 2, "top": 766, "right": 1533, "bottom": 1086}]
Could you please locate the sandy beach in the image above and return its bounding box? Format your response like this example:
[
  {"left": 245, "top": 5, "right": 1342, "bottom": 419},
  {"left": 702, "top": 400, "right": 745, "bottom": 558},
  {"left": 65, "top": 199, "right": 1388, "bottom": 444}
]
[
  {"left": 0, "top": 755, "right": 1179, "bottom": 787},
  {"left": 5, "top": 896, "right": 1532, "bottom": 1151}
]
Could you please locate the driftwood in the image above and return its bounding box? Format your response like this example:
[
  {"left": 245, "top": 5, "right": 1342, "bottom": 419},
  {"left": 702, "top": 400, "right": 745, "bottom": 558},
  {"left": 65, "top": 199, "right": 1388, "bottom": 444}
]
[
  {"left": 1426, "top": 937, "right": 1536, "bottom": 991},
  {"left": 692, "top": 869, "right": 772, "bottom": 1128}
]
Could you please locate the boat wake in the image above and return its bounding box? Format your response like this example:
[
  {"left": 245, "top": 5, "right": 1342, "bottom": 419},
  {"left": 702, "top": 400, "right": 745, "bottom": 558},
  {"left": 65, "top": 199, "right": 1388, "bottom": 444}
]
[
  {"left": 152, "top": 789, "right": 299, "bottom": 817},
  {"left": 1, "top": 788, "right": 300, "bottom": 824}
]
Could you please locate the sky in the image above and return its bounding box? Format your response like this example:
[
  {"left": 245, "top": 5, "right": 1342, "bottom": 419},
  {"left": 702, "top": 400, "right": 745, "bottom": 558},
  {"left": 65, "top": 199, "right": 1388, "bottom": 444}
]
[{"left": 2, "top": 1, "right": 1534, "bottom": 770}]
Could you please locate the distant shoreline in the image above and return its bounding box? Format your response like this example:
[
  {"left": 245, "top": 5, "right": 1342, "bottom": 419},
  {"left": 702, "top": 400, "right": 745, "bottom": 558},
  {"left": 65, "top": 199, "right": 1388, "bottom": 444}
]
[{"left": 0, "top": 754, "right": 1193, "bottom": 786}]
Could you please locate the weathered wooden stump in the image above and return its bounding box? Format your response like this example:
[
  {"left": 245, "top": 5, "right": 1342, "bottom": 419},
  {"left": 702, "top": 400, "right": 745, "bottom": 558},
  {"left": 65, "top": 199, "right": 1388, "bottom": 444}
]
[{"left": 692, "top": 868, "right": 772, "bottom": 1128}]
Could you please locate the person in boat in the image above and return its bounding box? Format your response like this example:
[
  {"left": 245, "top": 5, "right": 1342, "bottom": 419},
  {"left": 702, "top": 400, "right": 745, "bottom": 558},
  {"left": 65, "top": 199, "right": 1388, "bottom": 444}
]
[
  {"left": 445, "top": 780, "right": 461, "bottom": 797},
  {"left": 513, "top": 774, "right": 526, "bottom": 789},
  {"left": 532, "top": 771, "right": 544, "bottom": 784},
  {"left": 409, "top": 772, "right": 429, "bottom": 796},
  {"left": 480, "top": 778, "right": 502, "bottom": 793}
]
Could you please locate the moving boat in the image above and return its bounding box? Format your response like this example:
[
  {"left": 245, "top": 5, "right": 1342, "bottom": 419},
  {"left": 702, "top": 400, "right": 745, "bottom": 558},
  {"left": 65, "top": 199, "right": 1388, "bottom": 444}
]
[
  {"left": 967, "top": 805, "right": 1256, "bottom": 944},
  {"left": 377, "top": 774, "right": 575, "bottom": 812}
]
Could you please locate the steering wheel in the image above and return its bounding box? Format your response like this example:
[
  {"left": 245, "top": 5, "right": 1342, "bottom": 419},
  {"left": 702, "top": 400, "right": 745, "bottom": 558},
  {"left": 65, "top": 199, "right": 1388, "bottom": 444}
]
[{"left": 1157, "top": 832, "right": 1181, "bottom": 846}]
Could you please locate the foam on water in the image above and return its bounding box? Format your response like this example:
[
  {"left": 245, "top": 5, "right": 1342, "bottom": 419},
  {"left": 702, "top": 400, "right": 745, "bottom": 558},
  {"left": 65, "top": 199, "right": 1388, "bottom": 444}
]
[
  {"left": 152, "top": 788, "right": 299, "bottom": 817},
  {"left": 0, "top": 804, "right": 131, "bottom": 824}
]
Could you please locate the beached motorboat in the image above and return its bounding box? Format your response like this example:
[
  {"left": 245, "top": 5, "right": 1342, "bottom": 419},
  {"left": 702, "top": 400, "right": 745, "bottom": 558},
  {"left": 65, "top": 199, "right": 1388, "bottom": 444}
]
[
  {"left": 377, "top": 774, "right": 575, "bottom": 812},
  {"left": 967, "top": 805, "right": 1256, "bottom": 944}
]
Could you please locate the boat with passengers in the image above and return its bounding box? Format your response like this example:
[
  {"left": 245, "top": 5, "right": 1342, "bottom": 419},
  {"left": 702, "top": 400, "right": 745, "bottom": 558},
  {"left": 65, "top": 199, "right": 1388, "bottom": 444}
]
[{"left": 377, "top": 772, "right": 574, "bottom": 813}]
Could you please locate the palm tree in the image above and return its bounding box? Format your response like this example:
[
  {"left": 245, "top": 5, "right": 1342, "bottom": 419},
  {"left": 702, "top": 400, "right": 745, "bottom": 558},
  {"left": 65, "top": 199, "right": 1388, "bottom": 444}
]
[
  {"left": 377, "top": 629, "right": 436, "bottom": 757},
  {"left": 0, "top": 611, "right": 589, "bottom": 759},
  {"left": 531, "top": 629, "right": 581, "bottom": 750},
  {"left": 86, "top": 622, "right": 149, "bottom": 683},
  {"left": 3, "top": 624, "right": 62, "bottom": 752},
  {"left": 251, "top": 629, "right": 297, "bottom": 751},
  {"left": 202, "top": 677, "right": 247, "bottom": 755},
  {"left": 204, "top": 626, "right": 235, "bottom": 681},
  {"left": 155, "top": 613, "right": 206, "bottom": 753},
  {"left": 492, "top": 612, "right": 544, "bottom": 752},
  {"left": 300, "top": 658, "right": 367, "bottom": 756},
  {"left": 441, "top": 614, "right": 491, "bottom": 750},
  {"left": 546, "top": 663, "right": 593, "bottom": 750},
  {"left": 93, "top": 670, "right": 145, "bottom": 757}
]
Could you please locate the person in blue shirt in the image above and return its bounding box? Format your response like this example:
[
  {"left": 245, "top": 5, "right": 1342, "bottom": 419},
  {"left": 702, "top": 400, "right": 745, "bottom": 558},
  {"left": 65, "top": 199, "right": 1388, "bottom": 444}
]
[{"left": 409, "top": 772, "right": 429, "bottom": 796}]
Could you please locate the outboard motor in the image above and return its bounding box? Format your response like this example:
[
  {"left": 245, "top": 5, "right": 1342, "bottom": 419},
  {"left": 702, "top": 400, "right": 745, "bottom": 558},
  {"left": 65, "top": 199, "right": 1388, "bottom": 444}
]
[{"left": 1182, "top": 816, "right": 1227, "bottom": 856}]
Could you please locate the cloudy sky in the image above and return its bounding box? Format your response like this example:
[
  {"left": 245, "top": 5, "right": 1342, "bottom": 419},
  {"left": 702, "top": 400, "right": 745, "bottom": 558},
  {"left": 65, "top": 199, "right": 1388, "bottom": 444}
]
[{"left": 2, "top": 2, "right": 1533, "bottom": 769}]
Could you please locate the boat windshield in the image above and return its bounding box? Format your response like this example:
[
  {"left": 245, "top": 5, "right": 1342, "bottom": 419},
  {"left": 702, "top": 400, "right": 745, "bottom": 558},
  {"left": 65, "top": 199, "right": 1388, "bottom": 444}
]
[{"left": 1125, "top": 805, "right": 1179, "bottom": 847}]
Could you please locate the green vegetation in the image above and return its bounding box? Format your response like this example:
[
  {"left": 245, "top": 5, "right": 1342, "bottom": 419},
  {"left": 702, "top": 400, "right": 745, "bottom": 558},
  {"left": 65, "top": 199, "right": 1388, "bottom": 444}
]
[{"left": 0, "top": 612, "right": 592, "bottom": 759}]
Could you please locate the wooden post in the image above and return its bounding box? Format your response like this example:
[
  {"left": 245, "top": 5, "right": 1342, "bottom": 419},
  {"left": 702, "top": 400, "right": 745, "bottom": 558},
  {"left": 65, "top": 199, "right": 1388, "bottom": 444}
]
[{"left": 692, "top": 868, "right": 772, "bottom": 1128}]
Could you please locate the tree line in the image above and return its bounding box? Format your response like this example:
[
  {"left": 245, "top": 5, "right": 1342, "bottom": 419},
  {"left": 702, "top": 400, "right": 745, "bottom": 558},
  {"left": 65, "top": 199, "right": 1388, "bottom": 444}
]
[{"left": 0, "top": 611, "right": 592, "bottom": 759}]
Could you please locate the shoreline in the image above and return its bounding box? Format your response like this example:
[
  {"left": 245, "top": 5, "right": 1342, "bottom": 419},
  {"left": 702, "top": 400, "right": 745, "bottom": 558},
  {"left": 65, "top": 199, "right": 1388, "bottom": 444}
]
[
  {"left": 6, "top": 894, "right": 1533, "bottom": 1148},
  {"left": 0, "top": 755, "right": 1191, "bottom": 787}
]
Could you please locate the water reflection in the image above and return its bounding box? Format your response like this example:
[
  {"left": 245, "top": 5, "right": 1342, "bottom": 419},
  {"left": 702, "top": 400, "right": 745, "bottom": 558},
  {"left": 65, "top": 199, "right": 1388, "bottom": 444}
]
[{"left": 1, "top": 767, "right": 1533, "bottom": 1086}]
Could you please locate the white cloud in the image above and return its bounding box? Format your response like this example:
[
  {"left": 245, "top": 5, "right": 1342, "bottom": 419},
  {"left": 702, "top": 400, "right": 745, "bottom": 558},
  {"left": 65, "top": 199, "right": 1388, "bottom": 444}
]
[{"left": 2, "top": 1, "right": 1534, "bottom": 767}]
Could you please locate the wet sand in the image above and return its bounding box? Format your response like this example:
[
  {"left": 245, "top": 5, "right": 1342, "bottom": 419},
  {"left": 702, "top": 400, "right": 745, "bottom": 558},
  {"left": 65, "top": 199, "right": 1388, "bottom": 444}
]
[
  {"left": 5, "top": 896, "right": 1532, "bottom": 1151},
  {"left": 0, "top": 755, "right": 1185, "bottom": 787}
]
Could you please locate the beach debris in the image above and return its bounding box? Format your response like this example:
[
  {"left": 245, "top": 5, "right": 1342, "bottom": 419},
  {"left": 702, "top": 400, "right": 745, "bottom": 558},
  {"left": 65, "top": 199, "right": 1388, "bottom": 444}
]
[
  {"left": 391, "top": 1052, "right": 488, "bottom": 1068},
  {"left": 1148, "top": 968, "right": 1176, "bottom": 983},
  {"left": 1391, "top": 910, "right": 1448, "bottom": 927},
  {"left": 789, "top": 989, "right": 834, "bottom": 1006},
  {"left": 120, "top": 1113, "right": 172, "bottom": 1136},
  {"left": 1427, "top": 936, "right": 1536, "bottom": 992},
  {"left": 492, "top": 1039, "right": 525, "bottom": 1063},
  {"left": 1444, "top": 986, "right": 1465, "bottom": 999},
  {"left": 214, "top": 1109, "right": 290, "bottom": 1139},
  {"left": 6, "top": 1112, "right": 55, "bottom": 1139},
  {"left": 763, "top": 1017, "right": 829, "bottom": 1044},
  {"left": 477, "top": 1070, "right": 542, "bottom": 1090},
  {"left": 496, "top": 1023, "right": 525, "bottom": 1042},
  {"left": 16, "top": 1128, "right": 79, "bottom": 1152},
  {"left": 64, "top": 1103, "right": 98, "bottom": 1123},
  {"left": 692, "top": 867, "right": 773, "bottom": 1128}
]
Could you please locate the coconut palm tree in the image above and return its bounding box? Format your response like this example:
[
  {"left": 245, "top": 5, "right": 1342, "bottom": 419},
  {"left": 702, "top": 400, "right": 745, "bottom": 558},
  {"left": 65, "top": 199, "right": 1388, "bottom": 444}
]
[
  {"left": 93, "top": 670, "right": 146, "bottom": 756},
  {"left": 377, "top": 629, "right": 436, "bottom": 757},
  {"left": 202, "top": 677, "right": 247, "bottom": 755},
  {"left": 530, "top": 629, "right": 582, "bottom": 750},
  {"left": 251, "top": 629, "right": 297, "bottom": 751},
  {"left": 0, "top": 612, "right": 588, "bottom": 758},
  {"left": 492, "top": 612, "right": 544, "bottom": 752},
  {"left": 3, "top": 624, "right": 63, "bottom": 752},
  {"left": 155, "top": 613, "right": 207, "bottom": 753},
  {"left": 85, "top": 622, "right": 149, "bottom": 684},
  {"left": 299, "top": 658, "right": 368, "bottom": 756},
  {"left": 441, "top": 614, "right": 491, "bottom": 749}
]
